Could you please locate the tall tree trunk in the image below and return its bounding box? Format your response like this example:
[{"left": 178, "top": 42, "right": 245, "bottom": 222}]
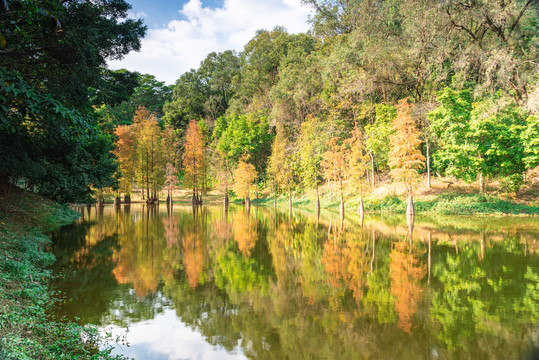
[
  {"left": 426, "top": 133, "right": 431, "bottom": 191},
  {"left": 406, "top": 193, "right": 415, "bottom": 215},
  {"left": 427, "top": 232, "right": 431, "bottom": 284},
  {"left": 479, "top": 173, "right": 486, "bottom": 193},
  {"left": 369, "top": 153, "right": 375, "bottom": 187},
  {"left": 288, "top": 180, "right": 292, "bottom": 209},
  {"left": 316, "top": 183, "right": 320, "bottom": 214},
  {"left": 339, "top": 178, "right": 344, "bottom": 218},
  {"left": 146, "top": 157, "right": 150, "bottom": 201}
]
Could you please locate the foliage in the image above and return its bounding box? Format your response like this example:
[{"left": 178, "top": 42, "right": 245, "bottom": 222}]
[
  {"left": 0, "top": 0, "right": 146, "bottom": 106},
  {"left": 344, "top": 123, "right": 369, "bottom": 196},
  {"left": 214, "top": 114, "right": 273, "bottom": 173},
  {"left": 298, "top": 115, "right": 327, "bottom": 195},
  {"left": 233, "top": 157, "right": 258, "bottom": 200},
  {"left": 388, "top": 98, "right": 425, "bottom": 193},
  {"left": 134, "top": 107, "right": 164, "bottom": 199},
  {"left": 0, "top": 189, "right": 126, "bottom": 359},
  {"left": 0, "top": 68, "right": 118, "bottom": 202},
  {"left": 164, "top": 50, "right": 240, "bottom": 128},
  {"left": 97, "top": 73, "right": 173, "bottom": 126},
  {"left": 183, "top": 120, "right": 207, "bottom": 200}
]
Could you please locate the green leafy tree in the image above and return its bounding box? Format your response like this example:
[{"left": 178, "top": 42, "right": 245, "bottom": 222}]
[{"left": 214, "top": 114, "right": 273, "bottom": 174}]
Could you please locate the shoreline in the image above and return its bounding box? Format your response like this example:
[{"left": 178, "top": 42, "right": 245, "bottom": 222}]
[{"left": 0, "top": 188, "right": 125, "bottom": 359}]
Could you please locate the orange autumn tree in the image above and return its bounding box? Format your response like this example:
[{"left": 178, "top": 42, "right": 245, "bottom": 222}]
[
  {"left": 183, "top": 120, "right": 206, "bottom": 205},
  {"left": 114, "top": 124, "right": 136, "bottom": 203},
  {"left": 389, "top": 241, "right": 426, "bottom": 334},
  {"left": 233, "top": 156, "right": 258, "bottom": 206},
  {"left": 389, "top": 99, "right": 425, "bottom": 215}
]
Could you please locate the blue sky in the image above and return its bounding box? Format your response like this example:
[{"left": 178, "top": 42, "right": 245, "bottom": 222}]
[
  {"left": 109, "top": 0, "right": 312, "bottom": 84},
  {"left": 127, "top": 0, "right": 225, "bottom": 27}
]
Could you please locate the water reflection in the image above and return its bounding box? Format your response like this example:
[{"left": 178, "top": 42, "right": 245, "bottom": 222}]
[{"left": 51, "top": 205, "right": 539, "bottom": 359}]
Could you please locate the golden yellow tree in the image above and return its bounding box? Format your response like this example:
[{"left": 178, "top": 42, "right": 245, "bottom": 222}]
[
  {"left": 389, "top": 99, "right": 425, "bottom": 214},
  {"left": 344, "top": 123, "right": 370, "bottom": 214},
  {"left": 233, "top": 156, "right": 258, "bottom": 205},
  {"left": 321, "top": 137, "right": 347, "bottom": 214}
]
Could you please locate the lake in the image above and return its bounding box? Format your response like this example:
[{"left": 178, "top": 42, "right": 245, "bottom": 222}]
[{"left": 51, "top": 204, "right": 539, "bottom": 359}]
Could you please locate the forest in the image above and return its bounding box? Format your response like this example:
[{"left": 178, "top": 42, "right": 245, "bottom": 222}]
[{"left": 1, "top": 0, "right": 538, "bottom": 212}]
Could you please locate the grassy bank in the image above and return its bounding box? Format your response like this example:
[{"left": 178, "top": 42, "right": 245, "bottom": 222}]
[
  {"left": 0, "top": 188, "right": 125, "bottom": 359},
  {"left": 252, "top": 191, "right": 539, "bottom": 215}
]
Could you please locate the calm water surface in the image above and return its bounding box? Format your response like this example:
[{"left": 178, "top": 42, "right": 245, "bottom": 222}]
[{"left": 51, "top": 205, "right": 539, "bottom": 359}]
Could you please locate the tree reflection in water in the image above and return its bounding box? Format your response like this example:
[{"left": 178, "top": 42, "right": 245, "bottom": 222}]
[{"left": 51, "top": 205, "right": 539, "bottom": 359}]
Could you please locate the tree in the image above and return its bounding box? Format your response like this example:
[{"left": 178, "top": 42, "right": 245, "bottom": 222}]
[
  {"left": 268, "top": 124, "right": 296, "bottom": 207},
  {"left": 134, "top": 107, "right": 163, "bottom": 202},
  {"left": 214, "top": 114, "right": 273, "bottom": 175},
  {"left": 96, "top": 73, "right": 173, "bottom": 127},
  {"left": 0, "top": 69, "right": 118, "bottom": 202},
  {"left": 344, "top": 123, "right": 369, "bottom": 214},
  {"left": 298, "top": 115, "right": 326, "bottom": 210},
  {"left": 321, "top": 137, "right": 347, "bottom": 215},
  {"left": 0, "top": 0, "right": 145, "bottom": 202},
  {"left": 430, "top": 88, "right": 528, "bottom": 193},
  {"left": 164, "top": 163, "right": 178, "bottom": 205},
  {"left": 365, "top": 104, "right": 396, "bottom": 186},
  {"left": 522, "top": 115, "right": 539, "bottom": 170},
  {"left": 183, "top": 120, "right": 206, "bottom": 205},
  {"left": 163, "top": 51, "right": 240, "bottom": 129},
  {"left": 233, "top": 157, "right": 258, "bottom": 206},
  {"left": 388, "top": 99, "right": 425, "bottom": 214},
  {"left": 114, "top": 124, "right": 136, "bottom": 202},
  {"left": 0, "top": 0, "right": 146, "bottom": 107}
]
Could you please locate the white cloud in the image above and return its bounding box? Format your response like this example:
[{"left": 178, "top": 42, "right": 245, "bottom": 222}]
[
  {"left": 102, "top": 309, "right": 246, "bottom": 360},
  {"left": 108, "top": 0, "right": 312, "bottom": 85},
  {"left": 126, "top": 11, "right": 148, "bottom": 20}
]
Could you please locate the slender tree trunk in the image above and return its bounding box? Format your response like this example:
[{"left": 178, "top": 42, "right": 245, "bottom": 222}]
[
  {"left": 369, "top": 153, "right": 375, "bottom": 187},
  {"left": 426, "top": 133, "right": 431, "bottom": 191},
  {"left": 479, "top": 173, "right": 486, "bottom": 193},
  {"left": 359, "top": 195, "right": 364, "bottom": 216},
  {"left": 406, "top": 193, "right": 415, "bottom": 215},
  {"left": 288, "top": 180, "right": 292, "bottom": 209},
  {"left": 339, "top": 178, "right": 344, "bottom": 217},
  {"left": 327, "top": 178, "right": 332, "bottom": 196},
  {"left": 146, "top": 157, "right": 150, "bottom": 201},
  {"left": 316, "top": 183, "right": 320, "bottom": 214},
  {"left": 428, "top": 232, "right": 431, "bottom": 284},
  {"left": 407, "top": 211, "right": 414, "bottom": 236}
]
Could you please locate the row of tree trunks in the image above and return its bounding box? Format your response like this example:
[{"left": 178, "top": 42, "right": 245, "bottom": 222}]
[{"left": 192, "top": 193, "right": 203, "bottom": 205}]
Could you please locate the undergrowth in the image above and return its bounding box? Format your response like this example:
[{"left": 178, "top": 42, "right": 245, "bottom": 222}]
[{"left": 0, "top": 187, "right": 128, "bottom": 359}]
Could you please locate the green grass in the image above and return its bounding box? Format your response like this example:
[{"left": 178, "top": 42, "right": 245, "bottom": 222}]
[
  {"left": 252, "top": 192, "right": 539, "bottom": 215},
  {"left": 0, "top": 187, "right": 128, "bottom": 359}
]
